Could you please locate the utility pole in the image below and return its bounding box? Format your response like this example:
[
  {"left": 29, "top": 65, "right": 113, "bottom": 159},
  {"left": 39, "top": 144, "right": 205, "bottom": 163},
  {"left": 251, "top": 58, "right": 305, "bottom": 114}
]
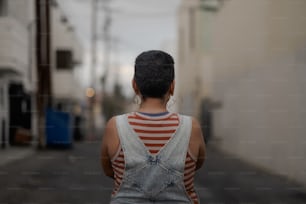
[
  {"left": 101, "top": 1, "right": 111, "bottom": 86},
  {"left": 100, "top": 0, "right": 111, "bottom": 120},
  {"left": 35, "top": 0, "right": 52, "bottom": 148},
  {"left": 88, "top": 0, "right": 112, "bottom": 133},
  {"left": 87, "top": 0, "right": 99, "bottom": 140},
  {"left": 91, "top": 0, "right": 98, "bottom": 89}
]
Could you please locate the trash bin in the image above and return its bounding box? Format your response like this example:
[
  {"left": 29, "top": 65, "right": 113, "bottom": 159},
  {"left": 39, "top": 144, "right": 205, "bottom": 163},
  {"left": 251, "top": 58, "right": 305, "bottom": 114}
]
[{"left": 45, "top": 108, "right": 73, "bottom": 148}]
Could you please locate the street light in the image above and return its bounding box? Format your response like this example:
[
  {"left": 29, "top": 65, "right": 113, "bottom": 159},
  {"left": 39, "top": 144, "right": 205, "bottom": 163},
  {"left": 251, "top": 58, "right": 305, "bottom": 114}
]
[{"left": 86, "top": 87, "right": 96, "bottom": 98}]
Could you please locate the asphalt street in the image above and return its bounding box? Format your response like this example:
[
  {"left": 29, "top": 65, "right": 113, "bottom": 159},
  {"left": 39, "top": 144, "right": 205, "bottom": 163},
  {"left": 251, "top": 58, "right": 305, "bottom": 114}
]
[{"left": 0, "top": 141, "right": 306, "bottom": 204}]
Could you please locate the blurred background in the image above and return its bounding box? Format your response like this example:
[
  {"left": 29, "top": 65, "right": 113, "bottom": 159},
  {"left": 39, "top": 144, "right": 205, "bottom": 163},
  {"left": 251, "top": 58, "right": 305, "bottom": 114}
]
[{"left": 1, "top": 0, "right": 306, "bottom": 203}]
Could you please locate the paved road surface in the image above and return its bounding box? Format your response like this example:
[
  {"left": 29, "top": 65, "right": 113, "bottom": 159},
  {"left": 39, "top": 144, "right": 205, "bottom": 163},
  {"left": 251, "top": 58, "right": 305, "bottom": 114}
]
[{"left": 0, "top": 141, "right": 305, "bottom": 204}]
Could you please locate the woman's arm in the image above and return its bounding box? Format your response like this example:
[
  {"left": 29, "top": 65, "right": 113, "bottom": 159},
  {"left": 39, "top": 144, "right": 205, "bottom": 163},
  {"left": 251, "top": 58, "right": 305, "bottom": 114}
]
[{"left": 101, "top": 117, "right": 119, "bottom": 179}]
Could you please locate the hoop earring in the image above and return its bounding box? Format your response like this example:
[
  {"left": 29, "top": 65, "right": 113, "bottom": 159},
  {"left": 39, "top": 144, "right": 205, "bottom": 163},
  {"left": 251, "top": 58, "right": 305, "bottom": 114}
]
[
  {"left": 167, "top": 97, "right": 176, "bottom": 110},
  {"left": 134, "top": 95, "right": 141, "bottom": 105}
]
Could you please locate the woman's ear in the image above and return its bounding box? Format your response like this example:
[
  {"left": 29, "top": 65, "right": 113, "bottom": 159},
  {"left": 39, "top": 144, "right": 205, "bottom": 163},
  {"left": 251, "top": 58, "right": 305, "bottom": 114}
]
[
  {"left": 170, "top": 80, "right": 175, "bottom": 96},
  {"left": 132, "top": 79, "right": 140, "bottom": 95}
]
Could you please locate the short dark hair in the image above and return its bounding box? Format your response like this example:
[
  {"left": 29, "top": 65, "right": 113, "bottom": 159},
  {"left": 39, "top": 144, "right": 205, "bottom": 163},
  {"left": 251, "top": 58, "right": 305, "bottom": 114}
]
[{"left": 134, "top": 50, "right": 175, "bottom": 99}]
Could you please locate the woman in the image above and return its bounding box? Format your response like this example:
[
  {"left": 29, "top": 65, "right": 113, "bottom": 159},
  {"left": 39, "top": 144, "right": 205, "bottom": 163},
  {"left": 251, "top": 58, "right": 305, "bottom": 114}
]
[{"left": 101, "top": 50, "right": 206, "bottom": 204}]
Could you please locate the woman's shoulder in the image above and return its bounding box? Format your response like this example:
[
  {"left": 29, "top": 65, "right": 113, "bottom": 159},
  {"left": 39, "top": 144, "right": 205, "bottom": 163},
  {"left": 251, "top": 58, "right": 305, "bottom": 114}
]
[
  {"left": 176, "top": 114, "right": 200, "bottom": 125},
  {"left": 106, "top": 112, "right": 135, "bottom": 124}
]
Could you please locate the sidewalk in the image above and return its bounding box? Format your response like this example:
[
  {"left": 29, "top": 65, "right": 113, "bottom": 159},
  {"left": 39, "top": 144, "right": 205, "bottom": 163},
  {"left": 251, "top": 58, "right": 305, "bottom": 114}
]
[{"left": 0, "top": 146, "right": 36, "bottom": 167}]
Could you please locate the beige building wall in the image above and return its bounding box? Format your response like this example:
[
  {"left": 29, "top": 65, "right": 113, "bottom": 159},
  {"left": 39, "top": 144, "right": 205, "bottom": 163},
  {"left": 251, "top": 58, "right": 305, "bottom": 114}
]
[
  {"left": 177, "top": 0, "right": 211, "bottom": 117},
  {"left": 177, "top": 0, "right": 221, "bottom": 117},
  {"left": 211, "top": 0, "right": 306, "bottom": 186}
]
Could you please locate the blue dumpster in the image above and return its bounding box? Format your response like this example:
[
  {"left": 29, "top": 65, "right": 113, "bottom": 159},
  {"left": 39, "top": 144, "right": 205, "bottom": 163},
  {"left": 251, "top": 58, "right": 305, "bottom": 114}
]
[{"left": 45, "top": 108, "right": 73, "bottom": 148}]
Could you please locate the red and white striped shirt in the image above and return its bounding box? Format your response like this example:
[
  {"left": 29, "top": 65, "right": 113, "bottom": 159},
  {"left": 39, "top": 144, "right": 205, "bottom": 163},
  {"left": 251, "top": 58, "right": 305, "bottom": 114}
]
[{"left": 111, "top": 112, "right": 199, "bottom": 203}]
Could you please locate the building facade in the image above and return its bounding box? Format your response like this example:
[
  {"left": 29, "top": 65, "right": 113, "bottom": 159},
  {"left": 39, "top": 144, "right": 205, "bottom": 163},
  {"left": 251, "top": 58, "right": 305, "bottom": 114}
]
[
  {"left": 177, "top": 0, "right": 306, "bottom": 186},
  {"left": 211, "top": 0, "right": 306, "bottom": 187},
  {"left": 51, "top": 1, "right": 83, "bottom": 112},
  {"left": 0, "top": 0, "right": 36, "bottom": 147},
  {"left": 177, "top": 0, "right": 218, "bottom": 117},
  {"left": 0, "top": 0, "right": 84, "bottom": 148},
  {"left": 51, "top": 1, "right": 84, "bottom": 141}
]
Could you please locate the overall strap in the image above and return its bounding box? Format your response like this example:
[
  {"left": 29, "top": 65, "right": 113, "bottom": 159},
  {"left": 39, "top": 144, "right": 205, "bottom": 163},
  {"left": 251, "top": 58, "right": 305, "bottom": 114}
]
[
  {"left": 115, "top": 114, "right": 148, "bottom": 169},
  {"left": 158, "top": 114, "right": 192, "bottom": 172}
]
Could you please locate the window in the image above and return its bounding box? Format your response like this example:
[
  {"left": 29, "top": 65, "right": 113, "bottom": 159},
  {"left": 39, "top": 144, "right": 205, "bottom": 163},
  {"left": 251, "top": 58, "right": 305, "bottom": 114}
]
[
  {"left": 56, "top": 50, "right": 73, "bottom": 70},
  {"left": 0, "top": 0, "right": 8, "bottom": 16}
]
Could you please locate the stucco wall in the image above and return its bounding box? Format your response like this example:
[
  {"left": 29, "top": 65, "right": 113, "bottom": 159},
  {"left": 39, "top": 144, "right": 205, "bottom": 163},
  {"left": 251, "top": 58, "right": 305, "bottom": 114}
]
[{"left": 211, "top": 0, "right": 306, "bottom": 186}]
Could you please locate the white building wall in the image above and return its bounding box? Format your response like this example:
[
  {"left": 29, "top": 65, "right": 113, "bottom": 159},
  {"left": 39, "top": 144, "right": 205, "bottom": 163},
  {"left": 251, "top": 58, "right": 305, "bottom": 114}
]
[
  {"left": 210, "top": 0, "right": 306, "bottom": 186},
  {"left": 0, "top": 18, "right": 28, "bottom": 76},
  {"left": 0, "top": 0, "right": 36, "bottom": 146},
  {"left": 6, "top": 0, "right": 36, "bottom": 92},
  {"left": 51, "top": 4, "right": 83, "bottom": 102},
  {"left": 8, "top": 0, "right": 34, "bottom": 27}
]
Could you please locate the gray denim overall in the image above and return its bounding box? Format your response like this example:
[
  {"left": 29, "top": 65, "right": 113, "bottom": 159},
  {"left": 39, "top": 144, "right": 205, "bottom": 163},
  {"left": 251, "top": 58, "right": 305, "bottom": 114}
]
[{"left": 110, "top": 114, "right": 193, "bottom": 204}]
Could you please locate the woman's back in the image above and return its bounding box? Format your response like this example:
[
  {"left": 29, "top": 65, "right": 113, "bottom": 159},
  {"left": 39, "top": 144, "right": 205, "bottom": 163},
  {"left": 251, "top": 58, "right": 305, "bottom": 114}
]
[
  {"left": 111, "top": 112, "right": 199, "bottom": 203},
  {"left": 110, "top": 113, "right": 195, "bottom": 203}
]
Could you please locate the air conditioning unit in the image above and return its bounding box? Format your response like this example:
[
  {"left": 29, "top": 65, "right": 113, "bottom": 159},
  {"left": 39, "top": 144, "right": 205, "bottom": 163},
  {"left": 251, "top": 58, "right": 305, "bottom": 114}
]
[{"left": 200, "top": 0, "right": 223, "bottom": 12}]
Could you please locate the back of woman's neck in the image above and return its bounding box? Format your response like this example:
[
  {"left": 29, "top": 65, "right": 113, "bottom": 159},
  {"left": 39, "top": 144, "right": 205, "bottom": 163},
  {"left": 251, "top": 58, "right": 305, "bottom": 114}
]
[{"left": 138, "top": 98, "right": 167, "bottom": 114}]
